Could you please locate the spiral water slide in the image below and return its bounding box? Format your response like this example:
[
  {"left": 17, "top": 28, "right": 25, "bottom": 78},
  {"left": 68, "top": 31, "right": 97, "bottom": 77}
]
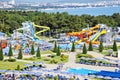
[
  {"left": 33, "top": 23, "right": 50, "bottom": 40},
  {"left": 16, "top": 22, "right": 50, "bottom": 41},
  {"left": 75, "top": 25, "right": 100, "bottom": 44}
]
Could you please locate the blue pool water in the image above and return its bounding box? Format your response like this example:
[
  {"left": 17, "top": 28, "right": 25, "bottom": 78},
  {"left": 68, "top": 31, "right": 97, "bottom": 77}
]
[
  {"left": 67, "top": 68, "right": 98, "bottom": 75},
  {"left": 59, "top": 43, "right": 82, "bottom": 50}
]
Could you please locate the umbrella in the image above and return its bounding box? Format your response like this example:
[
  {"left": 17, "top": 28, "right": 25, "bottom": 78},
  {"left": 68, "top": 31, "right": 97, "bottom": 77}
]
[
  {"left": 90, "top": 58, "right": 96, "bottom": 60},
  {"left": 38, "top": 62, "right": 44, "bottom": 65},
  {"left": 0, "top": 70, "right": 7, "bottom": 73},
  {"left": 24, "top": 64, "right": 31, "bottom": 67},
  {"left": 104, "top": 76, "right": 112, "bottom": 79},
  {"left": 96, "top": 75, "right": 104, "bottom": 79},
  {"left": 34, "top": 72, "right": 41, "bottom": 76},
  {"left": 89, "top": 75, "right": 96, "bottom": 78},
  {"left": 112, "top": 78, "right": 120, "bottom": 80}
]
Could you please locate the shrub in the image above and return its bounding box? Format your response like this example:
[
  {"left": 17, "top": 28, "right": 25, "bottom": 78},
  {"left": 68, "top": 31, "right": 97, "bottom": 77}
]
[
  {"left": 17, "top": 65, "right": 20, "bottom": 70},
  {"left": 53, "top": 41, "right": 57, "bottom": 53},
  {"left": 77, "top": 54, "right": 93, "bottom": 58},
  {"left": 99, "top": 41, "right": 103, "bottom": 52},
  {"left": 88, "top": 41, "right": 93, "bottom": 51},
  {"left": 50, "top": 59, "right": 58, "bottom": 64},
  {"left": 30, "top": 44, "right": 35, "bottom": 55},
  {"left": 44, "top": 58, "right": 50, "bottom": 61},
  {"left": 56, "top": 46, "right": 61, "bottom": 56},
  {"left": 71, "top": 42, "right": 75, "bottom": 52},
  {"left": 7, "top": 58, "right": 16, "bottom": 62},
  {"left": 0, "top": 48, "right": 4, "bottom": 61},
  {"left": 113, "top": 40, "right": 118, "bottom": 51},
  {"left": 48, "top": 54, "right": 55, "bottom": 58},
  {"left": 60, "top": 54, "right": 68, "bottom": 61},
  {"left": 36, "top": 47, "right": 41, "bottom": 58},
  {"left": 54, "top": 76, "right": 58, "bottom": 80},
  {"left": 24, "top": 57, "right": 36, "bottom": 61},
  {"left": 82, "top": 43, "right": 87, "bottom": 54},
  {"left": 18, "top": 49, "right": 23, "bottom": 59},
  {"left": 60, "top": 54, "right": 65, "bottom": 58}
]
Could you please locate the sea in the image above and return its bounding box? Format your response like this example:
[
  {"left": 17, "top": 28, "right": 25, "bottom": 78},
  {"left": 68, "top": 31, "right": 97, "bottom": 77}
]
[{"left": 40, "top": 6, "right": 120, "bottom": 16}]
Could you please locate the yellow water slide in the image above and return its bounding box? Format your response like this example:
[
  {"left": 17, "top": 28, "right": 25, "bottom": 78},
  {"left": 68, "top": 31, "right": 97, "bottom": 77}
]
[
  {"left": 33, "top": 23, "right": 50, "bottom": 40},
  {"left": 92, "top": 29, "right": 107, "bottom": 42},
  {"left": 15, "top": 44, "right": 21, "bottom": 50},
  {"left": 75, "top": 40, "right": 82, "bottom": 44}
]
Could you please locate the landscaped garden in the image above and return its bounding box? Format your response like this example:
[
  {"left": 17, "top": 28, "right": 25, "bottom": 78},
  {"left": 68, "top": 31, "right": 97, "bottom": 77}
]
[{"left": 0, "top": 61, "right": 27, "bottom": 70}]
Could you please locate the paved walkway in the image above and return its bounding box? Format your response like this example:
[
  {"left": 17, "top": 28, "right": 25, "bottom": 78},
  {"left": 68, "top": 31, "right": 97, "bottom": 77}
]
[{"left": 63, "top": 51, "right": 116, "bottom": 71}]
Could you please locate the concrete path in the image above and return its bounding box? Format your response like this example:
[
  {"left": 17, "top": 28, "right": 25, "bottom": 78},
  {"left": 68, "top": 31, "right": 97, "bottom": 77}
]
[{"left": 63, "top": 51, "right": 116, "bottom": 71}]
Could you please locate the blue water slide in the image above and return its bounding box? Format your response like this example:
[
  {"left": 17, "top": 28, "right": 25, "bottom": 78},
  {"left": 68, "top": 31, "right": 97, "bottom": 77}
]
[
  {"left": 89, "top": 30, "right": 101, "bottom": 41},
  {"left": 29, "top": 23, "right": 35, "bottom": 37}
]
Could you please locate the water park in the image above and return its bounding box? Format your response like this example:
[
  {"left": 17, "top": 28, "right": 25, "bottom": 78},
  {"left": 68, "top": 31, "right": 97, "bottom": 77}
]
[{"left": 1, "top": 21, "right": 120, "bottom": 80}]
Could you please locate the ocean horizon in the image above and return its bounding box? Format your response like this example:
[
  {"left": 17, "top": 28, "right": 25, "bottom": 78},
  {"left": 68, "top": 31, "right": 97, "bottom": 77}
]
[{"left": 40, "top": 6, "right": 120, "bottom": 16}]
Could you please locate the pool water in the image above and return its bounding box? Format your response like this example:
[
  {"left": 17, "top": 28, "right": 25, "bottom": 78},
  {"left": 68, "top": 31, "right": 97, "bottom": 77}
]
[
  {"left": 59, "top": 44, "right": 82, "bottom": 50},
  {"left": 67, "top": 68, "right": 98, "bottom": 75}
]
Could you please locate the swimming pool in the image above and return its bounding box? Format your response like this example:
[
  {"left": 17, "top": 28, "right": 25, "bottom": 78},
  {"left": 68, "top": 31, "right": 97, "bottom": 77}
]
[
  {"left": 59, "top": 44, "right": 82, "bottom": 50},
  {"left": 67, "top": 68, "right": 98, "bottom": 75}
]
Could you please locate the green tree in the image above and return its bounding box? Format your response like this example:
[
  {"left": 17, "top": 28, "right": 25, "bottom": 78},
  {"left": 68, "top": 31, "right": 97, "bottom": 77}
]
[
  {"left": 36, "top": 47, "right": 41, "bottom": 58},
  {"left": 83, "top": 43, "right": 87, "bottom": 54},
  {"left": 99, "top": 41, "right": 103, "bottom": 52},
  {"left": 0, "top": 48, "right": 4, "bottom": 60},
  {"left": 53, "top": 41, "right": 57, "bottom": 53},
  {"left": 71, "top": 42, "right": 75, "bottom": 52},
  {"left": 56, "top": 46, "right": 61, "bottom": 56},
  {"left": 18, "top": 48, "right": 23, "bottom": 59},
  {"left": 31, "top": 44, "right": 35, "bottom": 55},
  {"left": 88, "top": 41, "right": 93, "bottom": 51},
  {"left": 17, "top": 65, "right": 20, "bottom": 71},
  {"left": 113, "top": 40, "right": 117, "bottom": 51},
  {"left": 8, "top": 44, "right": 13, "bottom": 58}
]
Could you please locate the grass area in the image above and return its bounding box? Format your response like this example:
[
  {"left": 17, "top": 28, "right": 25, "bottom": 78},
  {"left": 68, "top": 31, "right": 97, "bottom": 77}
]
[
  {"left": 0, "top": 61, "right": 28, "bottom": 70},
  {"left": 24, "top": 54, "right": 68, "bottom": 64},
  {"left": 76, "top": 53, "right": 94, "bottom": 62},
  {"left": 92, "top": 78, "right": 106, "bottom": 80},
  {"left": 100, "top": 51, "right": 109, "bottom": 56},
  {"left": 99, "top": 50, "right": 117, "bottom": 57},
  {"left": 117, "top": 46, "right": 120, "bottom": 49},
  {"left": 41, "top": 50, "right": 55, "bottom": 54}
]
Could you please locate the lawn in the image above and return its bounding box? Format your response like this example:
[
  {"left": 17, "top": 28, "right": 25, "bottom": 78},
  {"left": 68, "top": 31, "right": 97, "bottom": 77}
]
[
  {"left": 24, "top": 54, "right": 68, "bottom": 64},
  {"left": 0, "top": 61, "right": 28, "bottom": 70},
  {"left": 41, "top": 50, "right": 55, "bottom": 54}
]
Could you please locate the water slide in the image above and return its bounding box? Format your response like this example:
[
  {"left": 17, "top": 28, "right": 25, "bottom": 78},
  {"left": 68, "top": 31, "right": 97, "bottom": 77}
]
[
  {"left": 75, "top": 40, "right": 82, "bottom": 44},
  {"left": 33, "top": 23, "right": 50, "bottom": 40},
  {"left": 89, "top": 31, "right": 101, "bottom": 41},
  {"left": 15, "top": 44, "right": 21, "bottom": 50},
  {"left": 16, "top": 22, "right": 50, "bottom": 41},
  {"left": 23, "top": 43, "right": 27, "bottom": 49},
  {"left": 92, "top": 29, "right": 106, "bottom": 41},
  {"left": 75, "top": 29, "right": 106, "bottom": 44},
  {"left": 89, "top": 29, "right": 106, "bottom": 42}
]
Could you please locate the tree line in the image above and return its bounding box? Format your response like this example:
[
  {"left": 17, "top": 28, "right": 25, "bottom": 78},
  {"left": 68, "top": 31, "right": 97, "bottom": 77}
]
[{"left": 0, "top": 10, "right": 120, "bottom": 35}]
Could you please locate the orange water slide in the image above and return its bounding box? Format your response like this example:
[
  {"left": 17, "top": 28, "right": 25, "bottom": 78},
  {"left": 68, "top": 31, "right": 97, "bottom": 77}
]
[
  {"left": 66, "top": 25, "right": 100, "bottom": 44},
  {"left": 0, "top": 40, "right": 7, "bottom": 49}
]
